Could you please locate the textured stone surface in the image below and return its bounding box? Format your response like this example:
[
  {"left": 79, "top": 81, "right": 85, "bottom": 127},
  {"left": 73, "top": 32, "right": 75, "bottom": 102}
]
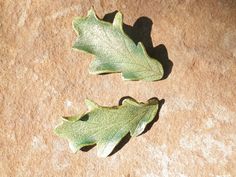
[{"left": 1, "top": 0, "right": 236, "bottom": 176}]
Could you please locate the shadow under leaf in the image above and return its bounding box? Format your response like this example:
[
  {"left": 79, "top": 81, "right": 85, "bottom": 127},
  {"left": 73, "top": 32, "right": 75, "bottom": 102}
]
[{"left": 103, "top": 11, "right": 173, "bottom": 80}]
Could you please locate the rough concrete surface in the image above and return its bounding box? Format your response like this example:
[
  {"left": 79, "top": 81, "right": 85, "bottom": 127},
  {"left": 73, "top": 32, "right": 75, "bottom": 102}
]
[{"left": 1, "top": 0, "right": 236, "bottom": 177}]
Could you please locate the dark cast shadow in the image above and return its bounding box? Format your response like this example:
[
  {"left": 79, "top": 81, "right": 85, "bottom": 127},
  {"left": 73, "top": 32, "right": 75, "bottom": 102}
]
[
  {"left": 103, "top": 11, "right": 173, "bottom": 80},
  {"left": 80, "top": 144, "right": 96, "bottom": 152},
  {"left": 109, "top": 96, "right": 164, "bottom": 156}
]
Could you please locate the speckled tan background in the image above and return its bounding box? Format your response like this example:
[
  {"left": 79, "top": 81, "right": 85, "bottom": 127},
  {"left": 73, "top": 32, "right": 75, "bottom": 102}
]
[{"left": 1, "top": 0, "right": 236, "bottom": 177}]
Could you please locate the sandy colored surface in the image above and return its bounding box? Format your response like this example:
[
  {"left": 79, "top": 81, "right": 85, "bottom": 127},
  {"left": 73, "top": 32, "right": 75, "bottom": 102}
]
[{"left": 1, "top": 0, "right": 236, "bottom": 177}]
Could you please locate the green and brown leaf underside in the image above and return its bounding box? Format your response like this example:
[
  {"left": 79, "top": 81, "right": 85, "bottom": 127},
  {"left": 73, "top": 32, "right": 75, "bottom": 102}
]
[
  {"left": 72, "top": 8, "right": 163, "bottom": 81},
  {"left": 54, "top": 98, "right": 159, "bottom": 157}
]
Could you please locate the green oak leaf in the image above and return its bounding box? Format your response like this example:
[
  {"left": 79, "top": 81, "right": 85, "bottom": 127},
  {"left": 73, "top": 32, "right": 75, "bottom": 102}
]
[
  {"left": 54, "top": 97, "right": 160, "bottom": 157},
  {"left": 72, "top": 8, "right": 164, "bottom": 81}
]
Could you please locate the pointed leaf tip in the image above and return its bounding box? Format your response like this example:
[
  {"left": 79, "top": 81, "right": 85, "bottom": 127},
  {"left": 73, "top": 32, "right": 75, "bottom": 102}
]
[
  {"left": 122, "top": 98, "right": 140, "bottom": 106},
  {"left": 62, "top": 115, "right": 81, "bottom": 122},
  {"left": 113, "top": 11, "right": 123, "bottom": 30},
  {"left": 85, "top": 99, "right": 99, "bottom": 111},
  {"left": 87, "top": 7, "right": 97, "bottom": 19},
  {"left": 148, "top": 98, "right": 159, "bottom": 105},
  {"left": 69, "top": 142, "right": 78, "bottom": 153},
  {"left": 72, "top": 17, "right": 82, "bottom": 35}
]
